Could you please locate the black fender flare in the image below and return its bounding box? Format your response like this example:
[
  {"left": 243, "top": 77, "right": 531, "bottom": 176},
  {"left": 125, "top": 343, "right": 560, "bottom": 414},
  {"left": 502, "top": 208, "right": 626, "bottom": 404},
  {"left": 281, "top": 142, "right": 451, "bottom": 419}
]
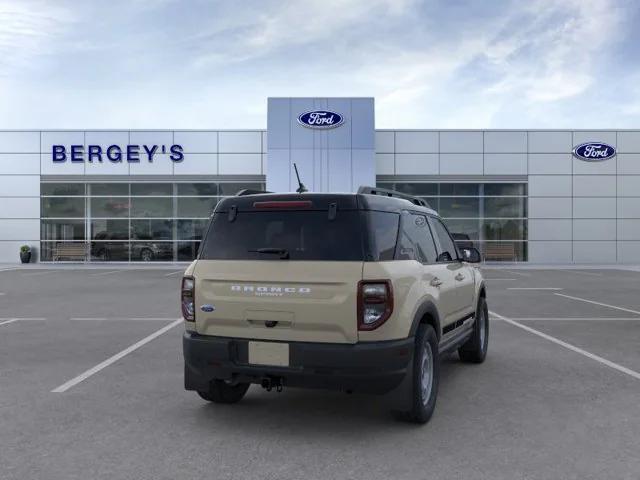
[
  {"left": 478, "top": 280, "right": 487, "bottom": 303},
  {"left": 409, "top": 300, "right": 442, "bottom": 340}
]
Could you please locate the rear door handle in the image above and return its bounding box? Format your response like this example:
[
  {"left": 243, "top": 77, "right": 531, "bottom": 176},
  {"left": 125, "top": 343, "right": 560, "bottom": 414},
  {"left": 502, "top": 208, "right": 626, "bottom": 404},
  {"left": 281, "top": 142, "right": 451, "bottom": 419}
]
[
  {"left": 455, "top": 273, "right": 465, "bottom": 281},
  {"left": 430, "top": 277, "right": 443, "bottom": 287}
]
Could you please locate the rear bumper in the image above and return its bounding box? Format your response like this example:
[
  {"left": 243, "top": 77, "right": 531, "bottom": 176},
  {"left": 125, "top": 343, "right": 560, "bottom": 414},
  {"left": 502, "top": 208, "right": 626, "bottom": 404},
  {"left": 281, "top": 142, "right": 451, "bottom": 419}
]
[{"left": 183, "top": 331, "right": 414, "bottom": 394}]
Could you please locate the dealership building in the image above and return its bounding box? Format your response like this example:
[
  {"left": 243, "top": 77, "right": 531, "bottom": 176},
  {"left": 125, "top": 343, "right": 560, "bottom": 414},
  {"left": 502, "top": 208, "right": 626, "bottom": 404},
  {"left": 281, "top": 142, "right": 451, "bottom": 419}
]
[{"left": 0, "top": 97, "right": 639, "bottom": 264}]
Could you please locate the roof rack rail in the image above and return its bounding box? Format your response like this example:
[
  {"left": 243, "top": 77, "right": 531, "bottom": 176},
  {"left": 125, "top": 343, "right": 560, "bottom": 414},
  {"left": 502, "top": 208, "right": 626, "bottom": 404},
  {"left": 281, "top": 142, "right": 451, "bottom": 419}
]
[
  {"left": 357, "top": 186, "right": 431, "bottom": 208},
  {"left": 235, "top": 189, "right": 273, "bottom": 196}
]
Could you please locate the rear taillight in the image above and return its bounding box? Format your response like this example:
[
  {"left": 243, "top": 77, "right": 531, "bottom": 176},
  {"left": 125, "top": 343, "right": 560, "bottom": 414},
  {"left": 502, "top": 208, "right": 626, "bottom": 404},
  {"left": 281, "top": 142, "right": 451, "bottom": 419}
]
[
  {"left": 181, "top": 276, "right": 195, "bottom": 321},
  {"left": 358, "top": 280, "right": 393, "bottom": 331}
]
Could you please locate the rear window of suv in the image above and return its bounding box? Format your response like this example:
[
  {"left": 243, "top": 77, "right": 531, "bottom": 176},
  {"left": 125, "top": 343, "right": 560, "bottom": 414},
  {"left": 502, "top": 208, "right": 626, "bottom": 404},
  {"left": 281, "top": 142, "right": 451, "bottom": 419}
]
[{"left": 199, "top": 210, "right": 400, "bottom": 261}]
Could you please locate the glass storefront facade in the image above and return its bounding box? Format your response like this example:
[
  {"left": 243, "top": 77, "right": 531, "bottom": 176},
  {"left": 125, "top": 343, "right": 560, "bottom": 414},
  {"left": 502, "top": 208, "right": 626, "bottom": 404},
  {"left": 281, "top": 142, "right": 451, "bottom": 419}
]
[
  {"left": 40, "top": 181, "right": 264, "bottom": 262},
  {"left": 377, "top": 181, "right": 528, "bottom": 261},
  {"left": 40, "top": 179, "right": 527, "bottom": 262}
]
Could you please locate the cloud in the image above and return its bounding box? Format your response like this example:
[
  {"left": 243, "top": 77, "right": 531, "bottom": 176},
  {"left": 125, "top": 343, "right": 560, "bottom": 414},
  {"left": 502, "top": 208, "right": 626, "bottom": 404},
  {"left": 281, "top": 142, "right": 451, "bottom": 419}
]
[
  {"left": 190, "top": 0, "right": 417, "bottom": 68},
  {"left": 0, "top": 0, "right": 637, "bottom": 129},
  {"left": 0, "top": 0, "right": 74, "bottom": 74}
]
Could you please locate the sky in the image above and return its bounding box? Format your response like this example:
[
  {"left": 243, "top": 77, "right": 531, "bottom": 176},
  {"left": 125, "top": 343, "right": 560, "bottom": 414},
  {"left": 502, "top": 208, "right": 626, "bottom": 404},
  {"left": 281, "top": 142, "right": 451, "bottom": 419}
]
[{"left": 0, "top": 0, "right": 639, "bottom": 129}]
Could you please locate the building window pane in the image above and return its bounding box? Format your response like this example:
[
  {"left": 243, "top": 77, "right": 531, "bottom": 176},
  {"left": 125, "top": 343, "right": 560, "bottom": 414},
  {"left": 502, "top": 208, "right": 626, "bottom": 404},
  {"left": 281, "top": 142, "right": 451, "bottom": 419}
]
[
  {"left": 218, "top": 182, "right": 263, "bottom": 196},
  {"left": 481, "top": 241, "right": 527, "bottom": 262},
  {"left": 131, "top": 219, "right": 173, "bottom": 240},
  {"left": 375, "top": 182, "right": 395, "bottom": 191},
  {"left": 131, "top": 183, "right": 172, "bottom": 196},
  {"left": 90, "top": 183, "right": 129, "bottom": 196},
  {"left": 90, "top": 242, "right": 130, "bottom": 262},
  {"left": 440, "top": 183, "right": 479, "bottom": 196},
  {"left": 177, "top": 197, "right": 218, "bottom": 217},
  {"left": 177, "top": 183, "right": 218, "bottom": 196},
  {"left": 484, "top": 183, "right": 527, "bottom": 196},
  {"left": 392, "top": 183, "right": 438, "bottom": 196},
  {"left": 131, "top": 242, "right": 174, "bottom": 261},
  {"left": 41, "top": 183, "right": 85, "bottom": 196},
  {"left": 41, "top": 197, "right": 85, "bottom": 218},
  {"left": 177, "top": 219, "right": 209, "bottom": 240},
  {"left": 178, "top": 241, "right": 200, "bottom": 261},
  {"left": 484, "top": 197, "right": 527, "bottom": 218},
  {"left": 130, "top": 197, "right": 172, "bottom": 217},
  {"left": 91, "top": 220, "right": 129, "bottom": 241},
  {"left": 442, "top": 219, "right": 480, "bottom": 240},
  {"left": 439, "top": 198, "right": 479, "bottom": 218},
  {"left": 91, "top": 197, "right": 130, "bottom": 218},
  {"left": 41, "top": 220, "right": 85, "bottom": 241},
  {"left": 483, "top": 219, "right": 527, "bottom": 241}
]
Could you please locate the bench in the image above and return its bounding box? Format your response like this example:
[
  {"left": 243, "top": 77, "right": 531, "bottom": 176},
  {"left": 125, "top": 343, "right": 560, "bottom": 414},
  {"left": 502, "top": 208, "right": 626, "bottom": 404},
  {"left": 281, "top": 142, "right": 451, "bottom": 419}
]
[
  {"left": 484, "top": 243, "right": 516, "bottom": 262},
  {"left": 53, "top": 243, "right": 87, "bottom": 261}
]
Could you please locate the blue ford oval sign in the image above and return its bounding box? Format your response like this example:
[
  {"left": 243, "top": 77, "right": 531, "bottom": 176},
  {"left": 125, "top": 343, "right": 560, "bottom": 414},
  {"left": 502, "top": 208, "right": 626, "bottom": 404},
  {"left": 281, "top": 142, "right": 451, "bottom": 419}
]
[
  {"left": 573, "top": 142, "right": 616, "bottom": 162},
  {"left": 297, "top": 110, "right": 344, "bottom": 129}
]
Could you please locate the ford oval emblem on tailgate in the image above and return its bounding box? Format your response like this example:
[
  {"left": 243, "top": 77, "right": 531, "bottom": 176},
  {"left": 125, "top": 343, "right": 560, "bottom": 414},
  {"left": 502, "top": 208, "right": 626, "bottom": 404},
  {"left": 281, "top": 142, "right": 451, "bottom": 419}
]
[{"left": 200, "top": 304, "right": 215, "bottom": 312}]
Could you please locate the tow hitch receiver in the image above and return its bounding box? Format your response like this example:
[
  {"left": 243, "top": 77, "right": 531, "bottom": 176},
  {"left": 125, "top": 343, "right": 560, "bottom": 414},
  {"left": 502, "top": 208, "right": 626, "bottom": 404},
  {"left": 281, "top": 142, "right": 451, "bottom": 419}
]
[{"left": 261, "top": 376, "right": 283, "bottom": 392}]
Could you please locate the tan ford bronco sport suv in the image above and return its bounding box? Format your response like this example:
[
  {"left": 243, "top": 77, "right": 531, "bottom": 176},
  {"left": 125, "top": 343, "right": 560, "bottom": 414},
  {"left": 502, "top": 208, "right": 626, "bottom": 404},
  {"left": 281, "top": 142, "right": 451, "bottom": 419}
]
[{"left": 182, "top": 186, "right": 487, "bottom": 423}]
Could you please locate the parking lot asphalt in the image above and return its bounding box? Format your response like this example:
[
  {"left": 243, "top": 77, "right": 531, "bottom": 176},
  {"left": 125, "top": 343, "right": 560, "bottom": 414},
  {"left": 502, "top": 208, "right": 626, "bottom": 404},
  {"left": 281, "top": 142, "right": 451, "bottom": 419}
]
[{"left": 1, "top": 265, "right": 639, "bottom": 480}]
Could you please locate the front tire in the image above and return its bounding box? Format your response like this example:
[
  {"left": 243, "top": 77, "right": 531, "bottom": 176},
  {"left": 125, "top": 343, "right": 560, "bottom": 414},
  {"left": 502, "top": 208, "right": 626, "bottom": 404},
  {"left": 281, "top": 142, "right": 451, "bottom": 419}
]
[
  {"left": 458, "top": 296, "right": 489, "bottom": 363},
  {"left": 398, "top": 324, "right": 440, "bottom": 424},
  {"left": 197, "top": 380, "right": 250, "bottom": 404}
]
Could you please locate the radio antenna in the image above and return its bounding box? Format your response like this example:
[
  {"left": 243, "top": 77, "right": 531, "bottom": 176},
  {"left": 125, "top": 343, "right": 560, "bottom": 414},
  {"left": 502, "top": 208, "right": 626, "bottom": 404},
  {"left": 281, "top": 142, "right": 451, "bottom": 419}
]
[{"left": 293, "top": 163, "right": 308, "bottom": 193}]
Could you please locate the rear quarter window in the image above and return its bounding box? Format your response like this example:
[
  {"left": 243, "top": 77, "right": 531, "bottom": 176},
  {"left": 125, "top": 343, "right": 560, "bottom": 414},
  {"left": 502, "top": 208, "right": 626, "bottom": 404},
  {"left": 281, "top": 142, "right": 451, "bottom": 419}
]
[{"left": 364, "top": 211, "right": 400, "bottom": 261}]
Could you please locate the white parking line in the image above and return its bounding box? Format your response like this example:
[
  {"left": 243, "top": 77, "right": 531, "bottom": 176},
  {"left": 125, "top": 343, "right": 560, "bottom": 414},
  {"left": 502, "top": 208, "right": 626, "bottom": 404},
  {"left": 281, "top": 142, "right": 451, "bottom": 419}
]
[
  {"left": 502, "top": 270, "right": 531, "bottom": 277},
  {"left": 490, "top": 310, "right": 640, "bottom": 381},
  {"left": 0, "top": 267, "right": 19, "bottom": 272},
  {"left": 507, "top": 287, "right": 563, "bottom": 291},
  {"left": 567, "top": 270, "right": 603, "bottom": 277},
  {"left": 0, "top": 292, "right": 5, "bottom": 295},
  {"left": 51, "top": 318, "right": 183, "bottom": 393},
  {"left": 164, "top": 270, "right": 184, "bottom": 277},
  {"left": 554, "top": 293, "right": 640, "bottom": 316},
  {"left": 494, "top": 317, "right": 640, "bottom": 321},
  {"left": 90, "top": 270, "right": 123, "bottom": 276},
  {"left": 485, "top": 278, "right": 517, "bottom": 281},
  {"left": 22, "top": 271, "right": 56, "bottom": 276},
  {"left": 0, "top": 318, "right": 46, "bottom": 326},
  {"left": 70, "top": 317, "right": 177, "bottom": 321}
]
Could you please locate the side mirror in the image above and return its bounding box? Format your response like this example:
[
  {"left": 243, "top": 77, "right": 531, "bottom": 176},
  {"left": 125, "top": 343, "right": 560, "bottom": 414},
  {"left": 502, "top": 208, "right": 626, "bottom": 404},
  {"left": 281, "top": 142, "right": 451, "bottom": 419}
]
[{"left": 461, "top": 247, "right": 481, "bottom": 263}]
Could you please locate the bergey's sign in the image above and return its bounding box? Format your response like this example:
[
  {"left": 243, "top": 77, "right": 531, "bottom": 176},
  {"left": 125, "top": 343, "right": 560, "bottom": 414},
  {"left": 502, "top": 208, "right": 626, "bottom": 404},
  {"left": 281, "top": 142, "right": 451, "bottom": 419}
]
[
  {"left": 572, "top": 142, "right": 616, "bottom": 162},
  {"left": 52, "top": 144, "right": 184, "bottom": 163},
  {"left": 297, "top": 110, "right": 344, "bottom": 129}
]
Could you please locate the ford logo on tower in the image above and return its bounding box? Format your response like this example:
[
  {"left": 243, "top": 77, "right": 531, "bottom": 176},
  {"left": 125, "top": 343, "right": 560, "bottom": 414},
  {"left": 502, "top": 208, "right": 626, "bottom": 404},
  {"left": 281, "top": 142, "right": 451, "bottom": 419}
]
[
  {"left": 297, "top": 110, "right": 344, "bottom": 129},
  {"left": 573, "top": 142, "right": 616, "bottom": 162}
]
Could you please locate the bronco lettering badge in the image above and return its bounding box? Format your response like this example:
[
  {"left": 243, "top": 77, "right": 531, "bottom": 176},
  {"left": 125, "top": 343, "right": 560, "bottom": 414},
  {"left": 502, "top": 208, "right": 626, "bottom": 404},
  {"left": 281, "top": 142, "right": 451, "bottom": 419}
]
[{"left": 231, "top": 285, "right": 312, "bottom": 297}]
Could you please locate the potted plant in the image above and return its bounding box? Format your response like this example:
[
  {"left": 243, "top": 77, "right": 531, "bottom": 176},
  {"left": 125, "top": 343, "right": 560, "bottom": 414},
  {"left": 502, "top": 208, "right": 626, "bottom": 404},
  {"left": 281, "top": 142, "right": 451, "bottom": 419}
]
[{"left": 20, "top": 245, "right": 32, "bottom": 264}]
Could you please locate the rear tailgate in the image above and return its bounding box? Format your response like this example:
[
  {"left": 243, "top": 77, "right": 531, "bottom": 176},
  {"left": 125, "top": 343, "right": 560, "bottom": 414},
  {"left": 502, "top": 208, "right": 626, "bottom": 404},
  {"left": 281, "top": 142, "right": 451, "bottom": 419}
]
[{"left": 194, "top": 260, "right": 362, "bottom": 343}]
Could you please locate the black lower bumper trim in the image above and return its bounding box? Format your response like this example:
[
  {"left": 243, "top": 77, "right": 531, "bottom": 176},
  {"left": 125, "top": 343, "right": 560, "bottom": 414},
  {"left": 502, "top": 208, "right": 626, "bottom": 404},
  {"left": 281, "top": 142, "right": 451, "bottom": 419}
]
[{"left": 183, "top": 332, "right": 414, "bottom": 394}]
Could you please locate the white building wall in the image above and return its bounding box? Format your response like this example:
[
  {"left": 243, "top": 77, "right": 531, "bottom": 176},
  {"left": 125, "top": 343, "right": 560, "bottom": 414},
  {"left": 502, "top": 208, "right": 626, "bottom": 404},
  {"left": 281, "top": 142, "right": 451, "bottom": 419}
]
[
  {"left": 0, "top": 129, "right": 266, "bottom": 263},
  {"left": 0, "top": 132, "right": 41, "bottom": 262},
  {"left": 375, "top": 129, "right": 640, "bottom": 264},
  {"left": 1, "top": 127, "right": 640, "bottom": 264}
]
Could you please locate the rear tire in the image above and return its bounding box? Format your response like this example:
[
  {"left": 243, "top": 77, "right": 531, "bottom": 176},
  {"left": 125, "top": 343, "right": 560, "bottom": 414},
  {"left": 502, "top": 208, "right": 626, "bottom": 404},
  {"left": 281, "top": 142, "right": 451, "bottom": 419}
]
[
  {"left": 458, "top": 296, "right": 489, "bottom": 363},
  {"left": 140, "top": 248, "right": 154, "bottom": 262},
  {"left": 197, "top": 380, "right": 250, "bottom": 404},
  {"left": 397, "top": 324, "right": 440, "bottom": 424}
]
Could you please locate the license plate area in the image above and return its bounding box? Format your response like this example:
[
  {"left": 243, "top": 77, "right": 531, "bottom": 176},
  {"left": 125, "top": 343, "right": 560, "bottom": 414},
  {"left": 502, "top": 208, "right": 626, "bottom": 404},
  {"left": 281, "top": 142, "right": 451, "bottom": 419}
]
[{"left": 248, "top": 341, "right": 289, "bottom": 367}]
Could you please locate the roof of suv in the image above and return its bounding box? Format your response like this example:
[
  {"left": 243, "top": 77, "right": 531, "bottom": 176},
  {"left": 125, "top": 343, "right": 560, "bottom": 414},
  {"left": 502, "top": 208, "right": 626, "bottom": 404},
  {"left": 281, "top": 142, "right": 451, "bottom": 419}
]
[{"left": 215, "top": 192, "right": 439, "bottom": 216}]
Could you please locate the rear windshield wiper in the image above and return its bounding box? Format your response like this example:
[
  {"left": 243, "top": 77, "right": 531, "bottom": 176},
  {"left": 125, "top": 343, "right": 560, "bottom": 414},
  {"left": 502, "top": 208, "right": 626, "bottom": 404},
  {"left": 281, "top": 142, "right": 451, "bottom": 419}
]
[{"left": 248, "top": 248, "right": 290, "bottom": 259}]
